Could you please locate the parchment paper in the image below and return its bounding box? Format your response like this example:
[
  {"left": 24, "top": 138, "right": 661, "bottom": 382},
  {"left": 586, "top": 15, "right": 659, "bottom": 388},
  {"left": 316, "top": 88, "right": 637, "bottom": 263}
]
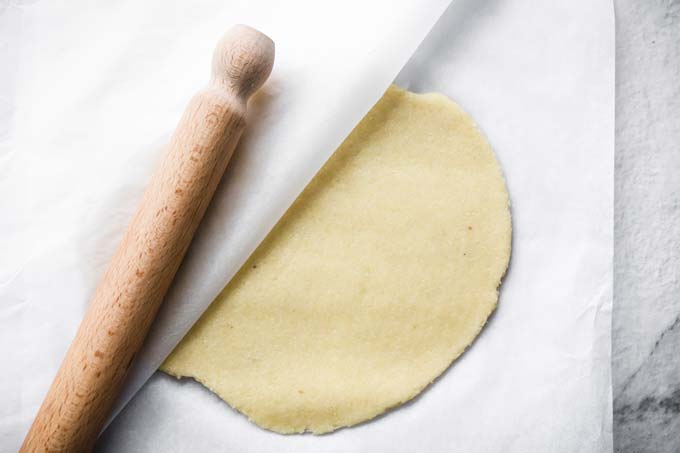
[{"left": 0, "top": 0, "right": 614, "bottom": 451}]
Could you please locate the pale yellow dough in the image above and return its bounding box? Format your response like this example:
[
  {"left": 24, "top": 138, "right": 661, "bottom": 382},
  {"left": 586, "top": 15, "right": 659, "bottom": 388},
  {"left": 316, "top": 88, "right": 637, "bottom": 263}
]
[{"left": 162, "top": 85, "right": 511, "bottom": 434}]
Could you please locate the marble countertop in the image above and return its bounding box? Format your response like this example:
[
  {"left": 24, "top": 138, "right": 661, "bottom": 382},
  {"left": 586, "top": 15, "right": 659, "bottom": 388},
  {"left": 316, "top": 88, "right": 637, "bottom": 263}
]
[{"left": 613, "top": 0, "right": 680, "bottom": 451}]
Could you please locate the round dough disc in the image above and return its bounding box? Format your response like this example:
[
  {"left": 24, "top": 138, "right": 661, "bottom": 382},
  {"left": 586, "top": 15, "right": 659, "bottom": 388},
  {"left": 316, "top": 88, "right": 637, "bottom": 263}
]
[{"left": 162, "top": 85, "right": 511, "bottom": 434}]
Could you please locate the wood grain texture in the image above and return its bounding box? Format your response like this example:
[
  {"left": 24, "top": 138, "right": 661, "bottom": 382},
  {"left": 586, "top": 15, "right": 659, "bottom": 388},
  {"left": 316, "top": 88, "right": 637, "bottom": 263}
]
[{"left": 21, "top": 25, "right": 274, "bottom": 453}]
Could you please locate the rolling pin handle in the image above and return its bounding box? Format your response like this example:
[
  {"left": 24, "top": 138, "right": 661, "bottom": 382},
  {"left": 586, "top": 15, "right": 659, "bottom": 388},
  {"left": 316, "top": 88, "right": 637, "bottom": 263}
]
[{"left": 211, "top": 24, "right": 275, "bottom": 99}]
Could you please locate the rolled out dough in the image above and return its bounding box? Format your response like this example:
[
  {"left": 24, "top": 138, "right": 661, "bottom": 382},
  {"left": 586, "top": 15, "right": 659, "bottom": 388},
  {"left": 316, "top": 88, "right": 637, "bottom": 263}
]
[{"left": 162, "top": 85, "right": 511, "bottom": 434}]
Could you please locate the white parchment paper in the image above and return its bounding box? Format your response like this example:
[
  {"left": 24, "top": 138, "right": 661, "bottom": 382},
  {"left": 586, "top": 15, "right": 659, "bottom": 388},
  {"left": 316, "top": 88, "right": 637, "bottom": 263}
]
[{"left": 0, "top": 0, "right": 614, "bottom": 451}]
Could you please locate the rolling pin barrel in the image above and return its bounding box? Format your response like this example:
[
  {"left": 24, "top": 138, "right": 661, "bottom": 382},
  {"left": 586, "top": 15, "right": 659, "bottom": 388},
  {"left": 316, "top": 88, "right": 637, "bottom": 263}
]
[{"left": 21, "top": 25, "right": 274, "bottom": 452}]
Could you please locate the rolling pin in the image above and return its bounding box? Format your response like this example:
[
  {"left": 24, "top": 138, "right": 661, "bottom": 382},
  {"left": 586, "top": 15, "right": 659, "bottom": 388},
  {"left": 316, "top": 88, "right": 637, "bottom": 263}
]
[{"left": 21, "top": 25, "right": 274, "bottom": 453}]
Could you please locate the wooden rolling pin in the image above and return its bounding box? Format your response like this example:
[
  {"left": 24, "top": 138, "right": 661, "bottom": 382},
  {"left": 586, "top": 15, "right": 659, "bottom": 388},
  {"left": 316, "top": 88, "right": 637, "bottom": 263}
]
[{"left": 21, "top": 25, "right": 274, "bottom": 453}]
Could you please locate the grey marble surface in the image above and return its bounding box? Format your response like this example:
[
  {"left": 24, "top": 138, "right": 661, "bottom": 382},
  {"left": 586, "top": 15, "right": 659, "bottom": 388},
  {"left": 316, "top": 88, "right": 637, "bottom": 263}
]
[{"left": 613, "top": 0, "right": 680, "bottom": 451}]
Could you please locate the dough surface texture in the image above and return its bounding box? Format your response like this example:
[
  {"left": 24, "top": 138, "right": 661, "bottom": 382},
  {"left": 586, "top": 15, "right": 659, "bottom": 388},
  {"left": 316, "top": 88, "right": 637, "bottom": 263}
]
[{"left": 162, "top": 85, "right": 511, "bottom": 434}]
